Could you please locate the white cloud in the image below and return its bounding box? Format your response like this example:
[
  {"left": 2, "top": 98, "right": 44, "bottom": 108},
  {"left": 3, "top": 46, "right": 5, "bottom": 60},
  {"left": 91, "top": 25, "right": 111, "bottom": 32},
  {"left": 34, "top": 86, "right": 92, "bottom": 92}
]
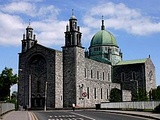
[
  {"left": 1, "top": 1, "right": 160, "bottom": 47},
  {"left": 32, "top": 20, "right": 68, "bottom": 46},
  {"left": 0, "top": 12, "right": 24, "bottom": 46},
  {"left": 83, "top": 2, "right": 160, "bottom": 36},
  {"left": 1, "top": 1, "right": 60, "bottom": 19},
  {"left": 1, "top": 2, "right": 36, "bottom": 16},
  {"left": 0, "top": 1, "right": 62, "bottom": 46}
]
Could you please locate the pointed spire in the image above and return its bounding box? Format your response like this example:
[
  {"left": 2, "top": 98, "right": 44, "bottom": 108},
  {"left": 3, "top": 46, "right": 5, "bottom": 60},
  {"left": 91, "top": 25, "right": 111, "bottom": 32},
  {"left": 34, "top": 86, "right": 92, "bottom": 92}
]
[
  {"left": 29, "top": 19, "right": 31, "bottom": 25},
  {"left": 72, "top": 9, "right": 74, "bottom": 16},
  {"left": 101, "top": 15, "right": 105, "bottom": 30},
  {"left": 70, "top": 9, "right": 76, "bottom": 19},
  {"left": 66, "top": 24, "right": 69, "bottom": 31},
  {"left": 27, "top": 19, "right": 32, "bottom": 29}
]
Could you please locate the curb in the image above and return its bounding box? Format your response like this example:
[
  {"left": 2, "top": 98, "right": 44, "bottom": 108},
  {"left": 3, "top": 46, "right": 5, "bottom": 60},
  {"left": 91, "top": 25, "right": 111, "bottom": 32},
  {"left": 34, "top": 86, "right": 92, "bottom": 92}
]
[{"left": 99, "top": 110, "right": 160, "bottom": 120}]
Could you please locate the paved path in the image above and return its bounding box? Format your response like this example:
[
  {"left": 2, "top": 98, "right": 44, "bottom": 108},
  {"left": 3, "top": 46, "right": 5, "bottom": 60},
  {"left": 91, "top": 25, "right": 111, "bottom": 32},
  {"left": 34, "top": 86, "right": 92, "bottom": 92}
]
[{"left": 1, "top": 111, "right": 30, "bottom": 120}]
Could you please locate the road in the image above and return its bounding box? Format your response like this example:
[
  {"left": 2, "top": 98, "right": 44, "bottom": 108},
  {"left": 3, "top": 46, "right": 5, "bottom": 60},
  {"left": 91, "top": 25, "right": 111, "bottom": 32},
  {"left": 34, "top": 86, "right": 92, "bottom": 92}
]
[{"left": 33, "top": 110, "right": 153, "bottom": 120}]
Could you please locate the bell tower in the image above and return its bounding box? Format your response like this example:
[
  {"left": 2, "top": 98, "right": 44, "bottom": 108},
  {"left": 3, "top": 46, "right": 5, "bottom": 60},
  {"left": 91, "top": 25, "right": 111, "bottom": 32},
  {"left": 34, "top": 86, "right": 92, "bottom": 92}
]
[
  {"left": 21, "top": 22, "right": 37, "bottom": 53},
  {"left": 64, "top": 11, "right": 82, "bottom": 47},
  {"left": 62, "top": 12, "right": 85, "bottom": 107}
]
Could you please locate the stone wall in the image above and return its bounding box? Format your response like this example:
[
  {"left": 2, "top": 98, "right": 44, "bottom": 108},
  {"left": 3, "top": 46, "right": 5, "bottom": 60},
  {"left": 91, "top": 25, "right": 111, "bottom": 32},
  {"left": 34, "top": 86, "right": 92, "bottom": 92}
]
[
  {"left": 113, "top": 63, "right": 145, "bottom": 92},
  {"left": 145, "top": 58, "right": 156, "bottom": 92},
  {"left": 101, "top": 101, "right": 160, "bottom": 110},
  {"left": 63, "top": 47, "right": 78, "bottom": 107},
  {"left": 122, "top": 90, "right": 131, "bottom": 101},
  {"left": 18, "top": 44, "right": 57, "bottom": 108},
  {"left": 79, "top": 58, "right": 112, "bottom": 107},
  {"left": 54, "top": 50, "right": 63, "bottom": 108}
]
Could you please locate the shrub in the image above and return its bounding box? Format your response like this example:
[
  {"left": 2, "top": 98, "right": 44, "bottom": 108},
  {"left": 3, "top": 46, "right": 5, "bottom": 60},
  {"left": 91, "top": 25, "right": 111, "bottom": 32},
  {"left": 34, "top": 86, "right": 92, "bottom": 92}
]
[{"left": 153, "top": 104, "right": 160, "bottom": 113}]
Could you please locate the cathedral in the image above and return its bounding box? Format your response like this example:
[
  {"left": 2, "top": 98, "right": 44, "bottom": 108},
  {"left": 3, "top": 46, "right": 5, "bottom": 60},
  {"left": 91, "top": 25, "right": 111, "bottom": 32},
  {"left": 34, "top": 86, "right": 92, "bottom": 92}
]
[{"left": 18, "top": 14, "right": 156, "bottom": 109}]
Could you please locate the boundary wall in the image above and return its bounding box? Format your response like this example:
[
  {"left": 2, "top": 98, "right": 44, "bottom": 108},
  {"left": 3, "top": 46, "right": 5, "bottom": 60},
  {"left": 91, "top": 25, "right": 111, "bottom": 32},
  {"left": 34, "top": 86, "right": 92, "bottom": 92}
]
[
  {"left": 101, "top": 101, "right": 160, "bottom": 110},
  {"left": 0, "top": 102, "right": 15, "bottom": 116}
]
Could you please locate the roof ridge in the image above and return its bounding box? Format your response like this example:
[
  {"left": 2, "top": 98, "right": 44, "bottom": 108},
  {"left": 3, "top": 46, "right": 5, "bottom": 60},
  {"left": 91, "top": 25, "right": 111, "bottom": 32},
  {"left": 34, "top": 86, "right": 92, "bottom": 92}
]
[{"left": 115, "top": 58, "right": 148, "bottom": 66}]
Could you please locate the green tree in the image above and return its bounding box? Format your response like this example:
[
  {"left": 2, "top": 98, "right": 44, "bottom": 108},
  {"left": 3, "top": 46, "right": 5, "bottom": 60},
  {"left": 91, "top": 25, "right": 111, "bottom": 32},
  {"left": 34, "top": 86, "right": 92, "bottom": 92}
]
[
  {"left": 109, "top": 88, "right": 122, "bottom": 102},
  {"left": 0, "top": 67, "right": 18, "bottom": 101},
  {"left": 138, "top": 88, "right": 148, "bottom": 101},
  {"left": 132, "top": 88, "right": 148, "bottom": 101},
  {"left": 152, "top": 85, "right": 160, "bottom": 100}
]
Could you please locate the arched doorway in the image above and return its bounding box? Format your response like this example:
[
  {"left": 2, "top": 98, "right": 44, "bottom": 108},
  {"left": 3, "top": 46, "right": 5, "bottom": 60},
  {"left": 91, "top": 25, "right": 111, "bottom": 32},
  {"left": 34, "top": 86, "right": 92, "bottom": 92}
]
[
  {"left": 31, "top": 94, "right": 45, "bottom": 108},
  {"left": 29, "top": 54, "right": 47, "bottom": 109}
]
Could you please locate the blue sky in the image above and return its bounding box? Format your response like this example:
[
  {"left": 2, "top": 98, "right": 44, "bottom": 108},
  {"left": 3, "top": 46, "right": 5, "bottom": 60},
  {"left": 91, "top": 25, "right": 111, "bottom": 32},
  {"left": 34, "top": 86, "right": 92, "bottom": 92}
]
[{"left": 0, "top": 0, "right": 160, "bottom": 92}]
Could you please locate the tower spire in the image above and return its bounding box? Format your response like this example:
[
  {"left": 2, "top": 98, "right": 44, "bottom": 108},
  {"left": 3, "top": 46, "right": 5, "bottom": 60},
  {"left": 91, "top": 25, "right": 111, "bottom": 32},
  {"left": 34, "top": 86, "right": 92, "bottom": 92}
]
[
  {"left": 29, "top": 19, "right": 31, "bottom": 25},
  {"left": 70, "top": 9, "right": 76, "bottom": 19},
  {"left": 101, "top": 15, "right": 105, "bottom": 30},
  {"left": 64, "top": 13, "right": 82, "bottom": 47},
  {"left": 72, "top": 9, "right": 74, "bottom": 16}
]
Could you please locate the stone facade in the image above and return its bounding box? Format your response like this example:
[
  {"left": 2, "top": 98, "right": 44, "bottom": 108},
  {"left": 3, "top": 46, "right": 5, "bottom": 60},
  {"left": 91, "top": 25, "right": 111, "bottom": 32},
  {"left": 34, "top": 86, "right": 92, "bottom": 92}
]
[
  {"left": 113, "top": 58, "right": 156, "bottom": 100},
  {"left": 18, "top": 44, "right": 63, "bottom": 108},
  {"left": 145, "top": 57, "right": 156, "bottom": 92},
  {"left": 18, "top": 15, "right": 156, "bottom": 109}
]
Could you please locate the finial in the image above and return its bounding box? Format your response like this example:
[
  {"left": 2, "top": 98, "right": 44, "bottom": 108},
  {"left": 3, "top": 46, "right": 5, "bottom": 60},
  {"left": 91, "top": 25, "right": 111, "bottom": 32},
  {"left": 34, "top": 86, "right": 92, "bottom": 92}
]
[
  {"left": 101, "top": 15, "right": 105, "bottom": 30},
  {"left": 72, "top": 9, "right": 74, "bottom": 16},
  {"left": 66, "top": 24, "right": 69, "bottom": 31},
  {"left": 29, "top": 19, "right": 31, "bottom": 25},
  {"left": 102, "top": 15, "right": 104, "bottom": 20},
  {"left": 70, "top": 9, "right": 76, "bottom": 19}
]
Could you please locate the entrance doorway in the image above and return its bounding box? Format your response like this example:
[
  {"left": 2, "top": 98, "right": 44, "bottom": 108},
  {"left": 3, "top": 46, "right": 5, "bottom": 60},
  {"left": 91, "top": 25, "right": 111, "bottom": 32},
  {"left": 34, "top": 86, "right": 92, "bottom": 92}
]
[{"left": 31, "top": 97, "right": 44, "bottom": 108}]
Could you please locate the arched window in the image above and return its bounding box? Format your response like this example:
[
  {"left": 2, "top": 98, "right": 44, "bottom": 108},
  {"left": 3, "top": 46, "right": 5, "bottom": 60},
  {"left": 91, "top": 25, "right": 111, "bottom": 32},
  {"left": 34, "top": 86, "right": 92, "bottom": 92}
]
[
  {"left": 94, "top": 88, "right": 96, "bottom": 99},
  {"left": 121, "top": 72, "right": 125, "bottom": 82},
  {"left": 132, "top": 72, "right": 136, "bottom": 80},
  {"left": 108, "top": 73, "right": 110, "bottom": 81},
  {"left": 101, "top": 88, "right": 103, "bottom": 99},
  {"left": 84, "top": 68, "right": 87, "bottom": 78},
  {"left": 103, "top": 72, "right": 104, "bottom": 80},
  {"left": 91, "top": 69, "right": 93, "bottom": 78},
  {"left": 106, "top": 89, "right": 109, "bottom": 99},
  {"left": 87, "top": 87, "right": 89, "bottom": 99},
  {"left": 97, "top": 71, "right": 99, "bottom": 79},
  {"left": 37, "top": 81, "right": 40, "bottom": 93}
]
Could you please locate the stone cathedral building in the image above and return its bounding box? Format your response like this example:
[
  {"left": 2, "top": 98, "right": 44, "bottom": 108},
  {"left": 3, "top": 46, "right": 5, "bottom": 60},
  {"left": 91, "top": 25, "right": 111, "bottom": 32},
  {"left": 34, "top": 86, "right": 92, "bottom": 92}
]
[{"left": 18, "top": 14, "right": 156, "bottom": 109}]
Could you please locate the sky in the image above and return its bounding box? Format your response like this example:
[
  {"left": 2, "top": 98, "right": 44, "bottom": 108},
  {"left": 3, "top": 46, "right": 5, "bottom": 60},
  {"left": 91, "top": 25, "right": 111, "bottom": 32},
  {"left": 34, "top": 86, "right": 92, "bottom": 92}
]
[{"left": 0, "top": 0, "right": 160, "bottom": 93}]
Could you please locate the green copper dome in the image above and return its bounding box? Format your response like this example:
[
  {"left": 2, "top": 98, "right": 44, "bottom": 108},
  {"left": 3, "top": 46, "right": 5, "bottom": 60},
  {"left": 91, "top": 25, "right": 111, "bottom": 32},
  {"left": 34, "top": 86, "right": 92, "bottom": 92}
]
[
  {"left": 90, "top": 30, "right": 117, "bottom": 47},
  {"left": 88, "top": 18, "right": 121, "bottom": 65}
]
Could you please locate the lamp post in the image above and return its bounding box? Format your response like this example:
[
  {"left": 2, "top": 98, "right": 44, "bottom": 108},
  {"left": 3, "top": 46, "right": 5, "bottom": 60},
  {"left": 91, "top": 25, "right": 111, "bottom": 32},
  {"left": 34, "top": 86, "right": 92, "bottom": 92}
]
[
  {"left": 28, "top": 74, "right": 31, "bottom": 108},
  {"left": 150, "top": 88, "right": 153, "bottom": 101},
  {"left": 15, "top": 68, "right": 22, "bottom": 110},
  {"left": 130, "top": 80, "right": 139, "bottom": 101},
  {"left": 44, "top": 81, "right": 48, "bottom": 111}
]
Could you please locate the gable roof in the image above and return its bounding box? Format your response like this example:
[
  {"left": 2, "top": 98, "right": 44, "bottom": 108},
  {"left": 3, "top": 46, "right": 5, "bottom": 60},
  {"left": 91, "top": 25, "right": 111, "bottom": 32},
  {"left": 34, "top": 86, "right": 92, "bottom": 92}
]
[{"left": 115, "top": 58, "right": 147, "bottom": 66}]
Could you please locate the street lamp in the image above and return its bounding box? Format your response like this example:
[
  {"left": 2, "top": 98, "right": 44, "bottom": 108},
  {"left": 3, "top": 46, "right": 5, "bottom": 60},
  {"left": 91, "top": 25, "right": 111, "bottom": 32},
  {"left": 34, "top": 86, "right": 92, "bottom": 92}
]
[
  {"left": 150, "top": 88, "right": 153, "bottom": 101},
  {"left": 28, "top": 74, "right": 31, "bottom": 108},
  {"left": 44, "top": 81, "right": 48, "bottom": 111},
  {"left": 130, "top": 79, "right": 138, "bottom": 100}
]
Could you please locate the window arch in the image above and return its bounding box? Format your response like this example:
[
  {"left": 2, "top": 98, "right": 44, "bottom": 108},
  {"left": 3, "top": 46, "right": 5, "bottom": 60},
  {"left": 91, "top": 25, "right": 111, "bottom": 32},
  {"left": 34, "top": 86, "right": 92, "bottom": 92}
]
[
  {"left": 121, "top": 72, "right": 125, "bottom": 82},
  {"left": 91, "top": 69, "right": 93, "bottom": 78},
  {"left": 132, "top": 72, "right": 136, "bottom": 80}
]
